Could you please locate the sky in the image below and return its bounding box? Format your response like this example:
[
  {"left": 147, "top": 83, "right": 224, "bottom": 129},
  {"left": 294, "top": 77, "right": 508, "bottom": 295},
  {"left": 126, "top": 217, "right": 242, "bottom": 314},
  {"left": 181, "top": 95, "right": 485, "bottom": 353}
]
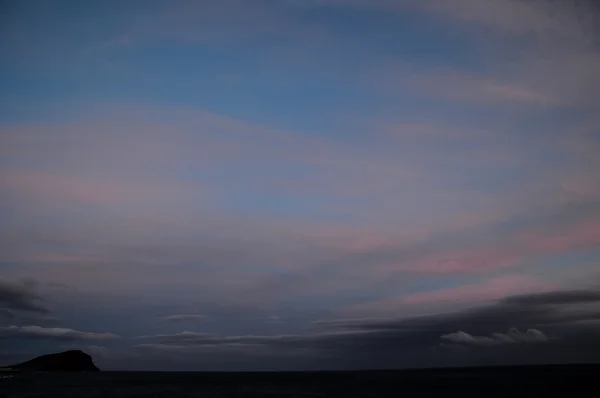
[{"left": 1, "top": 0, "right": 600, "bottom": 371}]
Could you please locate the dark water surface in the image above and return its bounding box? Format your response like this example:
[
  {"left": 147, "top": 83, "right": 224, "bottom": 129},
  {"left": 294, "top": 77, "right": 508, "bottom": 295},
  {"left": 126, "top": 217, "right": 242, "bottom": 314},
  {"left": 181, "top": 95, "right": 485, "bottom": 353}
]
[{"left": 1, "top": 365, "right": 597, "bottom": 397}]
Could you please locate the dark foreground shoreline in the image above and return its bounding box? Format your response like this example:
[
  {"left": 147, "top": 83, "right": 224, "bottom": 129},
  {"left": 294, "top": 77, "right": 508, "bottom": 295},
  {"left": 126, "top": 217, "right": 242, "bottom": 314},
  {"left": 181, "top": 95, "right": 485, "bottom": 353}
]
[{"left": 2, "top": 364, "right": 598, "bottom": 397}]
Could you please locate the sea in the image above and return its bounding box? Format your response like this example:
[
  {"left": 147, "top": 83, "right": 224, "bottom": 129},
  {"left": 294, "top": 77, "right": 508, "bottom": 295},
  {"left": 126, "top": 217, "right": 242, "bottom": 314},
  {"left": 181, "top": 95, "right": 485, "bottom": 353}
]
[{"left": 1, "top": 365, "right": 597, "bottom": 397}]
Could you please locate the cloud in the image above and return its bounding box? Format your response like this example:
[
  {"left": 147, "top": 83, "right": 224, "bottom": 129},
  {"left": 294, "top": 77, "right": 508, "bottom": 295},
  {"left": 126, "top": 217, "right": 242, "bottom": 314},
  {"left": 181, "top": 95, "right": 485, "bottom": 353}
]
[
  {"left": 372, "top": 64, "right": 560, "bottom": 106},
  {"left": 2, "top": 105, "right": 600, "bottom": 316},
  {"left": 0, "top": 308, "right": 16, "bottom": 319},
  {"left": 0, "top": 325, "right": 118, "bottom": 342},
  {"left": 134, "top": 329, "right": 373, "bottom": 360},
  {"left": 8, "top": 0, "right": 600, "bottom": 109},
  {"left": 325, "top": 288, "right": 600, "bottom": 344},
  {"left": 441, "top": 328, "right": 548, "bottom": 347},
  {"left": 344, "top": 275, "right": 554, "bottom": 316},
  {"left": 418, "top": 0, "right": 597, "bottom": 40},
  {"left": 136, "top": 331, "right": 300, "bottom": 347},
  {"left": 0, "top": 169, "right": 197, "bottom": 208},
  {"left": 0, "top": 277, "right": 49, "bottom": 314},
  {"left": 161, "top": 314, "right": 206, "bottom": 322},
  {"left": 403, "top": 276, "right": 553, "bottom": 305},
  {"left": 133, "top": 288, "right": 600, "bottom": 369},
  {"left": 352, "top": 0, "right": 600, "bottom": 108},
  {"left": 333, "top": 199, "right": 600, "bottom": 277},
  {"left": 2, "top": 0, "right": 599, "bottom": 372},
  {"left": 2, "top": 0, "right": 600, "bottom": 334},
  {"left": 311, "top": 0, "right": 597, "bottom": 42},
  {"left": 283, "top": 0, "right": 600, "bottom": 108},
  {"left": 503, "top": 290, "right": 600, "bottom": 307}
]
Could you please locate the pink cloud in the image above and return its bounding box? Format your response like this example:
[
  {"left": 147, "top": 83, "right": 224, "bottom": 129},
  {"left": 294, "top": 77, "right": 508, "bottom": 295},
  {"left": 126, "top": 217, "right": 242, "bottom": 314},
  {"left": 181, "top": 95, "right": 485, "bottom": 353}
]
[
  {"left": 338, "top": 275, "right": 555, "bottom": 317},
  {"left": 402, "top": 275, "right": 554, "bottom": 305},
  {"left": 0, "top": 169, "right": 210, "bottom": 209},
  {"left": 415, "top": 248, "right": 524, "bottom": 275},
  {"left": 363, "top": 213, "right": 600, "bottom": 277},
  {"left": 229, "top": 211, "right": 600, "bottom": 304},
  {"left": 371, "top": 62, "right": 559, "bottom": 106},
  {"left": 0, "top": 106, "right": 504, "bottom": 233},
  {"left": 518, "top": 219, "right": 600, "bottom": 253},
  {"left": 2, "top": 104, "right": 600, "bottom": 308}
]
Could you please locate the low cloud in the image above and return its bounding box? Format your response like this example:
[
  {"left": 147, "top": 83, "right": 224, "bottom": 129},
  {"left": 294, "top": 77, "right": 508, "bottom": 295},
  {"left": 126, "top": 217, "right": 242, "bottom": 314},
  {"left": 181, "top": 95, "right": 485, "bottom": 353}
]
[
  {"left": 441, "top": 328, "right": 548, "bottom": 347},
  {"left": 161, "top": 314, "right": 205, "bottom": 322},
  {"left": 0, "top": 325, "right": 118, "bottom": 342},
  {"left": 134, "top": 327, "right": 386, "bottom": 361},
  {"left": 137, "top": 331, "right": 320, "bottom": 348},
  {"left": 503, "top": 290, "right": 600, "bottom": 307},
  {"left": 0, "top": 308, "right": 16, "bottom": 319},
  {"left": 136, "top": 288, "right": 600, "bottom": 369},
  {"left": 0, "top": 277, "right": 49, "bottom": 314}
]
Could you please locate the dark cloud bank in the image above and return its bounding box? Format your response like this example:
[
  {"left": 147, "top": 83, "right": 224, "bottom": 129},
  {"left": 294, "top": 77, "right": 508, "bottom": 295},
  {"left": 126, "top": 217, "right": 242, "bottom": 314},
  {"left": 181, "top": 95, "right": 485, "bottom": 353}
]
[
  {"left": 2, "top": 284, "right": 599, "bottom": 370},
  {"left": 0, "top": 277, "right": 49, "bottom": 316},
  {"left": 136, "top": 289, "right": 600, "bottom": 370}
]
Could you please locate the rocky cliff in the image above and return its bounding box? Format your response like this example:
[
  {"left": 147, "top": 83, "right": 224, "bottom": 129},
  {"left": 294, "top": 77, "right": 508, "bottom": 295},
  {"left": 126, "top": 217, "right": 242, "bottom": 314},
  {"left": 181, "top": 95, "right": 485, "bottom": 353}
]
[{"left": 6, "top": 350, "right": 99, "bottom": 372}]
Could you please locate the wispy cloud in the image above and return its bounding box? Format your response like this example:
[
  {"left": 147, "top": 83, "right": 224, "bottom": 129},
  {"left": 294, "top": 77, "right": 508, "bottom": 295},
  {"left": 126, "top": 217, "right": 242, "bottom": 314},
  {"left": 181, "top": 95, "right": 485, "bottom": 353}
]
[
  {"left": 161, "top": 314, "right": 205, "bottom": 322},
  {"left": 371, "top": 62, "right": 560, "bottom": 106},
  {"left": 2, "top": 0, "right": 600, "bottom": 369},
  {"left": 2, "top": 104, "right": 600, "bottom": 309},
  {"left": 419, "top": 0, "right": 597, "bottom": 39},
  {"left": 403, "top": 276, "right": 552, "bottom": 305},
  {"left": 0, "top": 325, "right": 118, "bottom": 341}
]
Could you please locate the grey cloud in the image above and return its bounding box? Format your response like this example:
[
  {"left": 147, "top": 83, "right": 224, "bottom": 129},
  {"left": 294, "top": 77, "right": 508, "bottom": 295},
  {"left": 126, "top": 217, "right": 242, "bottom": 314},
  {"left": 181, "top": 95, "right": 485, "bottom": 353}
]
[
  {"left": 0, "top": 325, "right": 118, "bottom": 342},
  {"left": 0, "top": 277, "right": 49, "bottom": 314},
  {"left": 502, "top": 290, "right": 600, "bottom": 306},
  {"left": 161, "top": 314, "right": 205, "bottom": 322},
  {"left": 0, "top": 308, "right": 16, "bottom": 319},
  {"left": 136, "top": 288, "right": 600, "bottom": 369},
  {"left": 137, "top": 331, "right": 303, "bottom": 348},
  {"left": 441, "top": 328, "right": 548, "bottom": 347},
  {"left": 333, "top": 288, "right": 600, "bottom": 336},
  {"left": 138, "top": 330, "right": 372, "bottom": 348}
]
